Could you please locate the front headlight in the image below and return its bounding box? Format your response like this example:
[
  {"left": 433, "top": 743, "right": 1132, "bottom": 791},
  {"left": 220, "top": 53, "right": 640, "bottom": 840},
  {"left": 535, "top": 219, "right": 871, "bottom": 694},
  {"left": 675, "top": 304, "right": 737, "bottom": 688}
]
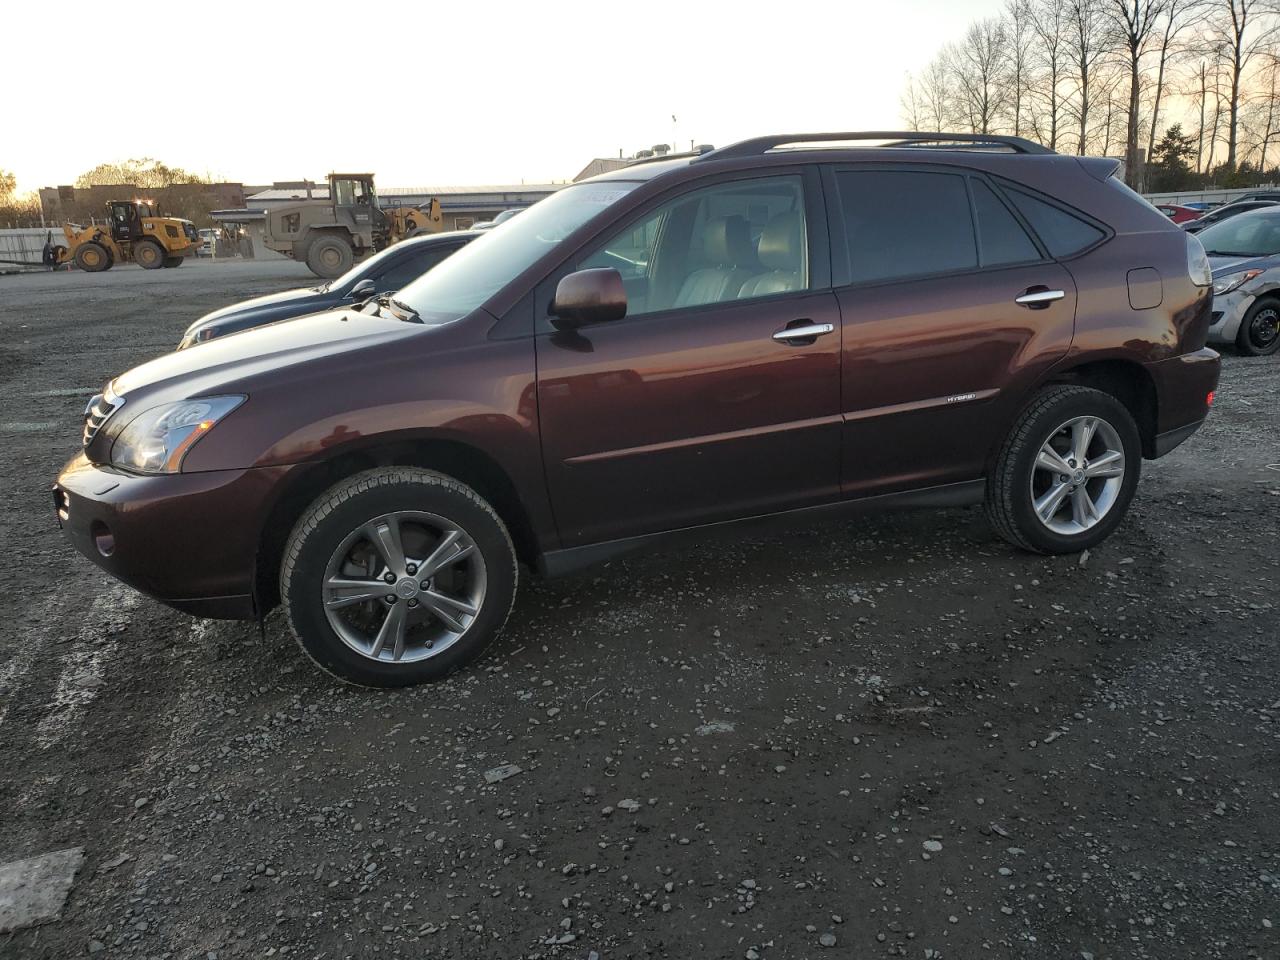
[
  {"left": 1211, "top": 268, "right": 1264, "bottom": 296},
  {"left": 110, "top": 396, "right": 245, "bottom": 474}
]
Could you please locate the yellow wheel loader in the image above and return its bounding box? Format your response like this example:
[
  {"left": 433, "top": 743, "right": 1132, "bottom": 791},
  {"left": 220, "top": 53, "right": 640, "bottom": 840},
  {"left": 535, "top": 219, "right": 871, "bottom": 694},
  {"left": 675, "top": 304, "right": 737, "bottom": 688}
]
[
  {"left": 51, "top": 200, "right": 201, "bottom": 272},
  {"left": 259, "top": 174, "right": 445, "bottom": 279}
]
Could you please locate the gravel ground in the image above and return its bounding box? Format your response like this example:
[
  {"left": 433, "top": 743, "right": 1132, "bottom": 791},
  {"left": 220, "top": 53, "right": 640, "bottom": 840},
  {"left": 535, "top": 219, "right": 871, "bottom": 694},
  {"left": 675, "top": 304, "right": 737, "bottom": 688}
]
[{"left": 0, "top": 262, "right": 1277, "bottom": 960}]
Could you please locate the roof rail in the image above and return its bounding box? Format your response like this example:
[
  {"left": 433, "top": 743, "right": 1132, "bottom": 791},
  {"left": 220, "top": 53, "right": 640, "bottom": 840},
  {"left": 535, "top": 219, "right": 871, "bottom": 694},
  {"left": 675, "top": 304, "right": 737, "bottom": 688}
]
[
  {"left": 697, "top": 132, "right": 1055, "bottom": 162},
  {"left": 625, "top": 145, "right": 717, "bottom": 167}
]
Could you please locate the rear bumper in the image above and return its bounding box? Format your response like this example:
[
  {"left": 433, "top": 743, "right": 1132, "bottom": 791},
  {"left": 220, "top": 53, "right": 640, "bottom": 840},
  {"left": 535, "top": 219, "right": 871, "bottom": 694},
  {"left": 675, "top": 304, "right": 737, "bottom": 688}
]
[
  {"left": 53, "top": 453, "right": 287, "bottom": 620},
  {"left": 1144, "top": 347, "right": 1220, "bottom": 459}
]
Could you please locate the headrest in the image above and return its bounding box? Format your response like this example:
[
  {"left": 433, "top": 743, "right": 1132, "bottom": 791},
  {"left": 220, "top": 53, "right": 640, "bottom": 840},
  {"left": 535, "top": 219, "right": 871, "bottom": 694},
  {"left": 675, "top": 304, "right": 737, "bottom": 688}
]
[
  {"left": 703, "top": 215, "right": 754, "bottom": 266},
  {"left": 757, "top": 211, "right": 803, "bottom": 270}
]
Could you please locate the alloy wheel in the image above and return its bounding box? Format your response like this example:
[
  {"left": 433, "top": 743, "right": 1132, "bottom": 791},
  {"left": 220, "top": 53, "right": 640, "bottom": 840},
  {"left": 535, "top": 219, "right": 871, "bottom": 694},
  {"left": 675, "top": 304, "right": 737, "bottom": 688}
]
[
  {"left": 322, "top": 510, "right": 487, "bottom": 664},
  {"left": 1029, "top": 415, "right": 1126, "bottom": 536}
]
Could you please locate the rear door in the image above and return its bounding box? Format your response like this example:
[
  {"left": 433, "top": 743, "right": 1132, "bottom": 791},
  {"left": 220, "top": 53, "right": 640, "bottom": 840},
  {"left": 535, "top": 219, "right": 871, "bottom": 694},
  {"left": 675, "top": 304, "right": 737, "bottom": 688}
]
[
  {"left": 826, "top": 165, "right": 1079, "bottom": 497},
  {"left": 535, "top": 169, "right": 842, "bottom": 547}
]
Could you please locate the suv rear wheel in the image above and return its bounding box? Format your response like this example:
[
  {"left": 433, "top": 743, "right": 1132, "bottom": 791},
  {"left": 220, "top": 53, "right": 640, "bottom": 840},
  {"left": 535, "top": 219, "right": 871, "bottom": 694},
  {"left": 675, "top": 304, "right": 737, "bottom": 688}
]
[
  {"left": 986, "top": 385, "right": 1141, "bottom": 554},
  {"left": 281, "top": 468, "right": 518, "bottom": 687}
]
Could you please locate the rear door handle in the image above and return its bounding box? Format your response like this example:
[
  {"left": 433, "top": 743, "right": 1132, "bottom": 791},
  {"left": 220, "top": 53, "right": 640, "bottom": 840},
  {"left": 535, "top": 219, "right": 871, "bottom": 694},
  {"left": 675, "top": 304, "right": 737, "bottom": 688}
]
[
  {"left": 1015, "top": 287, "right": 1066, "bottom": 309},
  {"left": 772, "top": 321, "right": 835, "bottom": 343}
]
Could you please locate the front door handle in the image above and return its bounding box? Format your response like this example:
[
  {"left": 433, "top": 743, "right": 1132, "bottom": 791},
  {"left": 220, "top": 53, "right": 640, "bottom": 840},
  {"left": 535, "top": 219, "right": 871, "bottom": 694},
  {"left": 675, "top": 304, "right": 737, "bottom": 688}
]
[
  {"left": 1015, "top": 286, "right": 1066, "bottom": 309},
  {"left": 772, "top": 321, "right": 835, "bottom": 343}
]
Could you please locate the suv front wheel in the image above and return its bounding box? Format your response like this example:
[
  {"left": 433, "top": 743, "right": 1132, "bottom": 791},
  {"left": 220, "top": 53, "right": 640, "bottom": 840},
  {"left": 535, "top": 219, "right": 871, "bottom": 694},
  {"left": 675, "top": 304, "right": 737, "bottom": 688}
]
[
  {"left": 986, "top": 385, "right": 1141, "bottom": 554},
  {"left": 281, "top": 468, "right": 518, "bottom": 687}
]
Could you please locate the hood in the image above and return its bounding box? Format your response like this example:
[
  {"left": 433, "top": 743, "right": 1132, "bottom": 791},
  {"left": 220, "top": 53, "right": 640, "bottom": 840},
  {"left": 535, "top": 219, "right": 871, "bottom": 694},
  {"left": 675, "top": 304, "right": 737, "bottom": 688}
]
[
  {"left": 113, "top": 308, "right": 421, "bottom": 403},
  {"left": 189, "top": 284, "right": 328, "bottom": 327},
  {"left": 1208, "top": 253, "right": 1280, "bottom": 278}
]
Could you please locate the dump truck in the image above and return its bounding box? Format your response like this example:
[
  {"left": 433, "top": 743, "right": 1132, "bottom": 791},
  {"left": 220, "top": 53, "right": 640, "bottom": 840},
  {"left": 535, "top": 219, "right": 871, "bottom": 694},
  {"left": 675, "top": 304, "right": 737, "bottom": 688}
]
[
  {"left": 259, "top": 173, "right": 444, "bottom": 279},
  {"left": 48, "top": 200, "right": 201, "bottom": 272}
]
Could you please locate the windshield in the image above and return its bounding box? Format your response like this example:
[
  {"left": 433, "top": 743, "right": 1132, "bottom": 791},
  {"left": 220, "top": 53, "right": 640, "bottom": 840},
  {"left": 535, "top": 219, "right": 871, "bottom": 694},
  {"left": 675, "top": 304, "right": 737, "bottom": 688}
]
[
  {"left": 395, "top": 181, "right": 640, "bottom": 324},
  {"left": 318, "top": 240, "right": 415, "bottom": 292},
  {"left": 1198, "top": 212, "right": 1280, "bottom": 258}
]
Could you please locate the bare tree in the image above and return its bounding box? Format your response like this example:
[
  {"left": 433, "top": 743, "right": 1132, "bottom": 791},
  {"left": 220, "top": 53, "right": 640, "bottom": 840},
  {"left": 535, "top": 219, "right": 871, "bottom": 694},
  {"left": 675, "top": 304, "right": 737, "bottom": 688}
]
[
  {"left": 901, "top": 74, "right": 926, "bottom": 131},
  {"left": 1242, "top": 48, "right": 1280, "bottom": 168},
  {"left": 918, "top": 56, "right": 955, "bottom": 130},
  {"left": 1031, "top": 0, "right": 1070, "bottom": 148},
  {"left": 1003, "top": 0, "right": 1039, "bottom": 135},
  {"left": 1065, "top": 0, "right": 1112, "bottom": 155},
  {"left": 1205, "top": 0, "right": 1280, "bottom": 168},
  {"left": 948, "top": 19, "right": 1013, "bottom": 134},
  {"left": 1107, "top": 0, "right": 1167, "bottom": 186},
  {"left": 1146, "top": 0, "right": 1208, "bottom": 166}
]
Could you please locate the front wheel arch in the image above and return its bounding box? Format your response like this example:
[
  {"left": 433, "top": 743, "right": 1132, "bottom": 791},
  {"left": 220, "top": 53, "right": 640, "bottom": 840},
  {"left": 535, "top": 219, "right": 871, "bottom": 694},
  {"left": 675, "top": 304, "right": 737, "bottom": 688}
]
[{"left": 253, "top": 438, "right": 540, "bottom": 615}]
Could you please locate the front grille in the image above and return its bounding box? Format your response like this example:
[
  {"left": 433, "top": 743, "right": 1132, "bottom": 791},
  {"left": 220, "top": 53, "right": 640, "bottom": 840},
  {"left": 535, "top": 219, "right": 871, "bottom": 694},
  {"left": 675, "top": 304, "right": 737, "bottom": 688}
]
[{"left": 83, "top": 388, "right": 124, "bottom": 446}]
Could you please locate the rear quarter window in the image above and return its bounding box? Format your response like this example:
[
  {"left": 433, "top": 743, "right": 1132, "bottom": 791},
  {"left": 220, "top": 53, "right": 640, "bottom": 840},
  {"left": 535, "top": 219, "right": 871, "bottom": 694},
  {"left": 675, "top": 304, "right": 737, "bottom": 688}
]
[{"left": 1001, "top": 185, "right": 1106, "bottom": 258}]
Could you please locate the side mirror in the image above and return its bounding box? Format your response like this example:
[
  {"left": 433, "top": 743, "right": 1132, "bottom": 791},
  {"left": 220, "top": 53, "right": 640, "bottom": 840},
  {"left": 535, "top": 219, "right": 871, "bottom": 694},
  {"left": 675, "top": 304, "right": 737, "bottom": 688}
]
[
  {"left": 551, "top": 268, "right": 627, "bottom": 328},
  {"left": 347, "top": 278, "right": 376, "bottom": 300}
]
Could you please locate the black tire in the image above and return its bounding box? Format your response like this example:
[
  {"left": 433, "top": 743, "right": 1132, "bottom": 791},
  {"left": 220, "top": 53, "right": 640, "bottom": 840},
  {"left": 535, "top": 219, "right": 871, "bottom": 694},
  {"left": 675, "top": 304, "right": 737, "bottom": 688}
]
[
  {"left": 280, "top": 467, "right": 518, "bottom": 687},
  {"left": 305, "top": 235, "right": 355, "bottom": 279},
  {"left": 73, "top": 241, "right": 110, "bottom": 273},
  {"left": 134, "top": 239, "right": 165, "bottom": 270},
  {"left": 1236, "top": 297, "right": 1280, "bottom": 356},
  {"left": 985, "top": 385, "right": 1142, "bottom": 554},
  {"left": 162, "top": 255, "right": 183, "bottom": 268}
]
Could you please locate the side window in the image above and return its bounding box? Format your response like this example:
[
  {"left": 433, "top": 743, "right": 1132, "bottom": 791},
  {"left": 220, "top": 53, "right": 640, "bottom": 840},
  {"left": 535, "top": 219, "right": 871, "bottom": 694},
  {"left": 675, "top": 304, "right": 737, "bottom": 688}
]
[
  {"left": 375, "top": 247, "right": 451, "bottom": 292},
  {"left": 835, "top": 170, "right": 977, "bottom": 284},
  {"left": 577, "top": 175, "right": 808, "bottom": 318},
  {"left": 1002, "top": 186, "right": 1105, "bottom": 258},
  {"left": 971, "top": 180, "right": 1041, "bottom": 267}
]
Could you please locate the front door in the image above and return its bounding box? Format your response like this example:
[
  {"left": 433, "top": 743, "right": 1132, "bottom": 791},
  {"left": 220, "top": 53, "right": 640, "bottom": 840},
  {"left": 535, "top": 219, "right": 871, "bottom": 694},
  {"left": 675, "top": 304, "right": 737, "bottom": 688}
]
[
  {"left": 536, "top": 172, "right": 842, "bottom": 547},
  {"left": 825, "top": 166, "right": 1079, "bottom": 497}
]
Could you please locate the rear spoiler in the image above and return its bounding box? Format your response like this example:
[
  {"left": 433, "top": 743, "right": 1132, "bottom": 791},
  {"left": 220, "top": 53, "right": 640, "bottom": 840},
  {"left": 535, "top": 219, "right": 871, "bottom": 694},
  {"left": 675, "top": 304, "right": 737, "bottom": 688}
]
[{"left": 1077, "top": 156, "right": 1122, "bottom": 181}]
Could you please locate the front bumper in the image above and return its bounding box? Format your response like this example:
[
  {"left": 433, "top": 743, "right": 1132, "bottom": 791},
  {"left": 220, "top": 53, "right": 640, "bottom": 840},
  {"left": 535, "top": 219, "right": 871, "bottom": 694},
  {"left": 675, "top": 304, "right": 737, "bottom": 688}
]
[
  {"left": 1207, "top": 290, "right": 1252, "bottom": 344},
  {"left": 53, "top": 454, "right": 288, "bottom": 619}
]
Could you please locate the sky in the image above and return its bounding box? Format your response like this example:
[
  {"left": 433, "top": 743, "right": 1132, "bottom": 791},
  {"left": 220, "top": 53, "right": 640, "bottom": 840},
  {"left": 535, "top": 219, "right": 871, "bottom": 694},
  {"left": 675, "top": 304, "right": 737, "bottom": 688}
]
[{"left": 4, "top": 0, "right": 1004, "bottom": 194}]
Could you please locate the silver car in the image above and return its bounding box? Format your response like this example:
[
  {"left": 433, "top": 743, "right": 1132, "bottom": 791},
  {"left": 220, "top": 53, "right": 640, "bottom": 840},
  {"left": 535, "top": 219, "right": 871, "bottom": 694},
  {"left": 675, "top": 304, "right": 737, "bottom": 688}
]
[{"left": 1197, "top": 207, "right": 1280, "bottom": 356}]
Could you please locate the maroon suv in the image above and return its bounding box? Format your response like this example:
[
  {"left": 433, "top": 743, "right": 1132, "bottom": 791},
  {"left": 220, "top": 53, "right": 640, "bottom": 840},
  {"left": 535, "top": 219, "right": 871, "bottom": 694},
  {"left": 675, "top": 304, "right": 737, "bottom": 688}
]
[{"left": 54, "top": 132, "right": 1221, "bottom": 686}]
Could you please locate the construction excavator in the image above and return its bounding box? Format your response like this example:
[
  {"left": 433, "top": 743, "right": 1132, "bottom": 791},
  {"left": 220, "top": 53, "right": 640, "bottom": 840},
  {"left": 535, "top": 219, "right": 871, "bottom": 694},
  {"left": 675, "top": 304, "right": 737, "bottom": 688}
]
[
  {"left": 45, "top": 199, "right": 201, "bottom": 271},
  {"left": 258, "top": 173, "right": 445, "bottom": 278}
]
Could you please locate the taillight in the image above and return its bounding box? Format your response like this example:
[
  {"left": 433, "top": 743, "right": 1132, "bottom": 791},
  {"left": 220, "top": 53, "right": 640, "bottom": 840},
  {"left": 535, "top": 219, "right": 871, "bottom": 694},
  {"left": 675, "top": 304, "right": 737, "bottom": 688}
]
[{"left": 1206, "top": 390, "right": 1216, "bottom": 407}]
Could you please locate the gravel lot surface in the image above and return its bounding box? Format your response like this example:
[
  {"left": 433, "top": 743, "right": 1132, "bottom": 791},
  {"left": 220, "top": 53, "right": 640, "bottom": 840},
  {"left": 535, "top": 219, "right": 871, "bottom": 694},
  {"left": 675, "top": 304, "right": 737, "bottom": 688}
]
[{"left": 0, "top": 262, "right": 1277, "bottom": 959}]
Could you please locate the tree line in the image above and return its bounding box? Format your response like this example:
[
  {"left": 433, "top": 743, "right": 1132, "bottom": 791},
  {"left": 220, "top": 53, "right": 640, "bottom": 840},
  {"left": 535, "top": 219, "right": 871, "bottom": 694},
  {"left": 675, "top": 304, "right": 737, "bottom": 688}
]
[
  {"left": 900, "top": 0, "right": 1280, "bottom": 192},
  {"left": 0, "top": 159, "right": 215, "bottom": 227}
]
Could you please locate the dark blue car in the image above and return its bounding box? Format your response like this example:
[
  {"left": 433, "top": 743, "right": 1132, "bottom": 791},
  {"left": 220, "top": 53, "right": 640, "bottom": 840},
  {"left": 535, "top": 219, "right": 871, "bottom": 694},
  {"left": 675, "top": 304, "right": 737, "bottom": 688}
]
[{"left": 177, "top": 231, "right": 477, "bottom": 349}]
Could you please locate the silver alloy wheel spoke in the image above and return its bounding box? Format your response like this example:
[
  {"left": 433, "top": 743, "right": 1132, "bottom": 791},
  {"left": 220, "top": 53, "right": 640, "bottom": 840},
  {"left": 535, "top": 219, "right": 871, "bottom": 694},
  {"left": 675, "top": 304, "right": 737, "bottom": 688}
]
[
  {"left": 371, "top": 600, "right": 409, "bottom": 660},
  {"left": 1071, "top": 417, "right": 1098, "bottom": 464},
  {"left": 1036, "top": 446, "right": 1073, "bottom": 475},
  {"left": 1034, "top": 482, "right": 1071, "bottom": 522},
  {"left": 325, "top": 576, "right": 387, "bottom": 608},
  {"left": 418, "top": 529, "right": 470, "bottom": 579},
  {"left": 421, "top": 589, "right": 479, "bottom": 632},
  {"left": 1084, "top": 449, "right": 1124, "bottom": 478},
  {"left": 366, "top": 518, "right": 406, "bottom": 577},
  {"left": 1071, "top": 486, "right": 1099, "bottom": 526}
]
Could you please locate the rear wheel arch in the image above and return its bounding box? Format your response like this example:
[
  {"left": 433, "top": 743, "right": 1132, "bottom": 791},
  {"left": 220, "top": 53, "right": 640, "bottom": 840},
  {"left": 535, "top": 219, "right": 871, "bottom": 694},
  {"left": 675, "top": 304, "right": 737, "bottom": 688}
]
[
  {"left": 1038, "top": 359, "right": 1159, "bottom": 458},
  {"left": 254, "top": 438, "right": 539, "bottom": 614}
]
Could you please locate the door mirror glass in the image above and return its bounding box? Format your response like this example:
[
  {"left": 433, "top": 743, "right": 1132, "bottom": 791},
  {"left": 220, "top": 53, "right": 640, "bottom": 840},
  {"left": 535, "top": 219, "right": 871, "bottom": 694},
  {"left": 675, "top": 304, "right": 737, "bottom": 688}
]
[
  {"left": 348, "top": 278, "right": 376, "bottom": 300},
  {"left": 551, "top": 268, "right": 627, "bottom": 328}
]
